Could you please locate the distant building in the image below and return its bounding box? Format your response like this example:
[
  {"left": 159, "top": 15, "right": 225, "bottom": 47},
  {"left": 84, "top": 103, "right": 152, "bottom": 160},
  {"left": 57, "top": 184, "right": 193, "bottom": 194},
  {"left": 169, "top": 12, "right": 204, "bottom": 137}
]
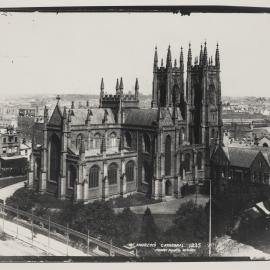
[{"left": 0, "top": 126, "right": 28, "bottom": 177}]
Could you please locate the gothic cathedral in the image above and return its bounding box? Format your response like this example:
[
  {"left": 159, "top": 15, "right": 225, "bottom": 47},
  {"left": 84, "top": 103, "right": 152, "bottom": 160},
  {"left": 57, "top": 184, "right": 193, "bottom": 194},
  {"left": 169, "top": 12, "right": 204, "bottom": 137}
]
[{"left": 28, "top": 42, "right": 222, "bottom": 201}]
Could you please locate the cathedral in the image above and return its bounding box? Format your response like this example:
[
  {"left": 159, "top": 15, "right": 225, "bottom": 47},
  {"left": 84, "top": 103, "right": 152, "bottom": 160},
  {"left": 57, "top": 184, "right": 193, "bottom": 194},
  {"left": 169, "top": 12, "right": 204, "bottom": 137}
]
[{"left": 28, "top": 42, "right": 223, "bottom": 202}]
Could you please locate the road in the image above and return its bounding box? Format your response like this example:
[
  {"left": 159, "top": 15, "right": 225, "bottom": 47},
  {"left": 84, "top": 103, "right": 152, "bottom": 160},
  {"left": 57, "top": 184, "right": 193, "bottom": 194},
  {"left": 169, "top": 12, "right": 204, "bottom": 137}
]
[{"left": 0, "top": 181, "right": 25, "bottom": 202}]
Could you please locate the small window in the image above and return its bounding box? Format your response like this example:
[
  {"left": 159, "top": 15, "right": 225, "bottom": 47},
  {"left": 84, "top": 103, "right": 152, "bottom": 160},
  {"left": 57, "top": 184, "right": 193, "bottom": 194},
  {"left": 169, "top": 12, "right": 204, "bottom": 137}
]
[
  {"left": 8, "top": 137, "right": 12, "bottom": 142},
  {"left": 15, "top": 137, "right": 17, "bottom": 142},
  {"left": 3, "top": 138, "right": 6, "bottom": 143},
  {"left": 2, "top": 148, "right": 6, "bottom": 154}
]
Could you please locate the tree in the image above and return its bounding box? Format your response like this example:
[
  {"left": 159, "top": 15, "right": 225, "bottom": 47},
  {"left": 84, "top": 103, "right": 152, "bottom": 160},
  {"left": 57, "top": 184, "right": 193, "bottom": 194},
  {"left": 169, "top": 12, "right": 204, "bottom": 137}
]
[
  {"left": 164, "top": 200, "right": 208, "bottom": 243},
  {"left": 115, "top": 207, "right": 140, "bottom": 246},
  {"left": 5, "top": 187, "right": 36, "bottom": 211},
  {"left": 140, "top": 207, "right": 158, "bottom": 242}
]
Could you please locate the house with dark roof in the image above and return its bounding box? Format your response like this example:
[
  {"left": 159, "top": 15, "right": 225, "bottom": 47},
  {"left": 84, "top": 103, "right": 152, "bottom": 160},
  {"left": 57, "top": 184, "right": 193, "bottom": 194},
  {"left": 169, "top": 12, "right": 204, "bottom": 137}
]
[
  {"left": 211, "top": 145, "right": 270, "bottom": 193},
  {"left": 28, "top": 43, "right": 222, "bottom": 202}
]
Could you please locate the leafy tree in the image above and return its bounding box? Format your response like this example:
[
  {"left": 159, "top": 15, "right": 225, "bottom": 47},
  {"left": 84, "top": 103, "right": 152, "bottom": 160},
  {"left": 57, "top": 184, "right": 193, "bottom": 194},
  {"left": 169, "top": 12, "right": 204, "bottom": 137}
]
[
  {"left": 165, "top": 200, "right": 208, "bottom": 243},
  {"left": 140, "top": 207, "right": 158, "bottom": 242},
  {"left": 5, "top": 187, "right": 36, "bottom": 211},
  {"left": 115, "top": 207, "right": 140, "bottom": 246}
]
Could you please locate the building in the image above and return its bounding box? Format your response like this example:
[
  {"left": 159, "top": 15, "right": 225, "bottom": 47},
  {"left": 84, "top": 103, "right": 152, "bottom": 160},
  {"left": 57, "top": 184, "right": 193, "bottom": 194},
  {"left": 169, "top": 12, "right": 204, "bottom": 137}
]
[
  {"left": 211, "top": 145, "right": 270, "bottom": 193},
  {"left": 28, "top": 42, "right": 222, "bottom": 202},
  {"left": 0, "top": 125, "right": 28, "bottom": 177}
]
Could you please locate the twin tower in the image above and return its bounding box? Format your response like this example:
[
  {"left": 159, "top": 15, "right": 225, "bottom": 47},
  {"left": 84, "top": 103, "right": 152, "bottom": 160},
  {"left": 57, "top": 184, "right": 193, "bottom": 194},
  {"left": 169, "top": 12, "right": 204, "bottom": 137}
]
[{"left": 152, "top": 42, "right": 222, "bottom": 146}]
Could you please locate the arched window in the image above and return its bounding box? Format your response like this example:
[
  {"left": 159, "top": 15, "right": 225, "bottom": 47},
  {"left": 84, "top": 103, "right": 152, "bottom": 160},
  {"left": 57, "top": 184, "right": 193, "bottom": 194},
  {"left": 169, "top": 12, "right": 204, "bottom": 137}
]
[
  {"left": 109, "top": 132, "right": 117, "bottom": 148},
  {"left": 143, "top": 133, "right": 151, "bottom": 153},
  {"left": 263, "top": 143, "right": 269, "bottom": 147},
  {"left": 211, "top": 129, "right": 215, "bottom": 139},
  {"left": 76, "top": 134, "right": 83, "bottom": 149},
  {"left": 125, "top": 161, "right": 135, "bottom": 182},
  {"left": 93, "top": 133, "right": 101, "bottom": 150},
  {"left": 179, "top": 128, "right": 185, "bottom": 144},
  {"left": 125, "top": 132, "right": 132, "bottom": 148},
  {"left": 185, "top": 153, "right": 191, "bottom": 172},
  {"left": 142, "top": 161, "right": 151, "bottom": 184},
  {"left": 108, "top": 163, "right": 118, "bottom": 185},
  {"left": 89, "top": 165, "right": 99, "bottom": 188},
  {"left": 197, "top": 152, "right": 202, "bottom": 170},
  {"left": 50, "top": 134, "right": 60, "bottom": 182},
  {"left": 165, "top": 135, "right": 171, "bottom": 176},
  {"left": 68, "top": 165, "right": 76, "bottom": 188}
]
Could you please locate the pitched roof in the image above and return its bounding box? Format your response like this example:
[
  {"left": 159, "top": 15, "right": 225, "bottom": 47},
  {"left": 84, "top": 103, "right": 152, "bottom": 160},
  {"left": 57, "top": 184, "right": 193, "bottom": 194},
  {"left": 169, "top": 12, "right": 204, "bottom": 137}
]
[
  {"left": 70, "top": 108, "right": 115, "bottom": 125},
  {"left": 226, "top": 147, "right": 259, "bottom": 168},
  {"left": 124, "top": 108, "right": 159, "bottom": 127}
]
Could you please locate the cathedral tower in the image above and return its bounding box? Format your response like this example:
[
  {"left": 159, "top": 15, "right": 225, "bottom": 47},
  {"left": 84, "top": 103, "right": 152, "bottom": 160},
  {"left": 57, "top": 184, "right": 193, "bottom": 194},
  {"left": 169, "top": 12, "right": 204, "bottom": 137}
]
[
  {"left": 151, "top": 46, "right": 186, "bottom": 119},
  {"left": 186, "top": 42, "right": 222, "bottom": 147}
]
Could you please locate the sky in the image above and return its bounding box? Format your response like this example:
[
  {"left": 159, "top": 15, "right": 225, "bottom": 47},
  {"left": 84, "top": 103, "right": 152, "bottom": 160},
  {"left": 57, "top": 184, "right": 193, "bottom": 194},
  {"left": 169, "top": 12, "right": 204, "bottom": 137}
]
[{"left": 0, "top": 12, "right": 270, "bottom": 97}]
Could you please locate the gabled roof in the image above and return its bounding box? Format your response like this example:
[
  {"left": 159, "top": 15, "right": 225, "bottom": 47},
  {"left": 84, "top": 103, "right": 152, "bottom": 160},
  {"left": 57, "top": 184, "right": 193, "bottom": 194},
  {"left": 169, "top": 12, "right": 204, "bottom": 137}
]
[
  {"left": 70, "top": 108, "right": 115, "bottom": 125},
  {"left": 124, "top": 108, "right": 159, "bottom": 127},
  {"left": 227, "top": 147, "right": 259, "bottom": 168}
]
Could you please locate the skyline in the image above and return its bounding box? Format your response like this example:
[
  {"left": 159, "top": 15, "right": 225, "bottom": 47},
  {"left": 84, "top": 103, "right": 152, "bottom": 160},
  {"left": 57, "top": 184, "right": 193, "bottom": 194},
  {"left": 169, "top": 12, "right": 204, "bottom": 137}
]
[{"left": 0, "top": 12, "right": 269, "bottom": 97}]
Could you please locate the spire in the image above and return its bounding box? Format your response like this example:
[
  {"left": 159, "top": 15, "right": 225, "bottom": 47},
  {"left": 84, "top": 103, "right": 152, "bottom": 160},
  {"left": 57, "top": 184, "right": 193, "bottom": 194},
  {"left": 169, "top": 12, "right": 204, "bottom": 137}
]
[
  {"left": 86, "top": 108, "right": 92, "bottom": 124},
  {"left": 203, "top": 41, "right": 208, "bottom": 66},
  {"left": 119, "top": 77, "right": 124, "bottom": 94},
  {"left": 166, "top": 45, "right": 172, "bottom": 68},
  {"left": 86, "top": 100, "right": 89, "bottom": 107},
  {"left": 187, "top": 42, "right": 192, "bottom": 68},
  {"left": 100, "top": 77, "right": 104, "bottom": 94},
  {"left": 71, "top": 101, "right": 74, "bottom": 109},
  {"left": 115, "top": 78, "right": 120, "bottom": 94},
  {"left": 135, "top": 78, "right": 139, "bottom": 99},
  {"left": 180, "top": 47, "right": 184, "bottom": 71},
  {"left": 199, "top": 44, "right": 203, "bottom": 66},
  {"left": 154, "top": 46, "right": 158, "bottom": 70},
  {"left": 215, "top": 43, "right": 220, "bottom": 69}
]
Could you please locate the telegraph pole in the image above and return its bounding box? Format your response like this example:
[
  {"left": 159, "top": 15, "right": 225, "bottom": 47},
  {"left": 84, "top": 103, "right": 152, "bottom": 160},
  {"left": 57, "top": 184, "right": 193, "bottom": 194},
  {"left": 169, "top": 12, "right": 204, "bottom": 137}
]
[{"left": 209, "top": 178, "right": 212, "bottom": 257}]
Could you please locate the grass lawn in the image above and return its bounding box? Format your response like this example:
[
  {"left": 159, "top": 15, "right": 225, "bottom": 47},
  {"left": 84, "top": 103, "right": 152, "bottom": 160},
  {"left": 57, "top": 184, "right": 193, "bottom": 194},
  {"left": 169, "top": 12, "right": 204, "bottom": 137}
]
[{"left": 109, "top": 193, "right": 162, "bottom": 208}]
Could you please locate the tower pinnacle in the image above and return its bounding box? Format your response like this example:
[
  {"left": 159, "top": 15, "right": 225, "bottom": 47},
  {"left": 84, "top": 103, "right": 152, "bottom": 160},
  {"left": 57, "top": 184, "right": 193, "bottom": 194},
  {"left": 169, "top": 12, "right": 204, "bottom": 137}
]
[
  {"left": 187, "top": 42, "right": 192, "bottom": 68},
  {"left": 166, "top": 45, "right": 172, "bottom": 68},
  {"left": 215, "top": 43, "right": 220, "bottom": 69},
  {"left": 154, "top": 46, "right": 158, "bottom": 70},
  {"left": 135, "top": 78, "right": 139, "bottom": 99}
]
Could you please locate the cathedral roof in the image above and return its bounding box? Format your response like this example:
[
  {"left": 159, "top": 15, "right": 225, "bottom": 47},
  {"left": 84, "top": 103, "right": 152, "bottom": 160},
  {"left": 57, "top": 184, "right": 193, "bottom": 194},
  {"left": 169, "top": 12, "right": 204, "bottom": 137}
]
[
  {"left": 124, "top": 108, "right": 159, "bottom": 127},
  {"left": 69, "top": 108, "right": 115, "bottom": 125}
]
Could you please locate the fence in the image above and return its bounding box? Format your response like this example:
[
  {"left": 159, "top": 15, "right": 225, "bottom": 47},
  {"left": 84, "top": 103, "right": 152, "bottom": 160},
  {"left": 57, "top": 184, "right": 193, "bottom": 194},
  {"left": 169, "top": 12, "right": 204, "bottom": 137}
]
[{"left": 0, "top": 202, "right": 136, "bottom": 257}]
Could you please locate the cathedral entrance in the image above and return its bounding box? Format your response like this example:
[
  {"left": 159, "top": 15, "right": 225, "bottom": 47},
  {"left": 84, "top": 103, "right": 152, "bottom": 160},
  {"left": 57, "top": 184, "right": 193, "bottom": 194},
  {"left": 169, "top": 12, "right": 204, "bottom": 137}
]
[{"left": 165, "top": 180, "right": 172, "bottom": 196}]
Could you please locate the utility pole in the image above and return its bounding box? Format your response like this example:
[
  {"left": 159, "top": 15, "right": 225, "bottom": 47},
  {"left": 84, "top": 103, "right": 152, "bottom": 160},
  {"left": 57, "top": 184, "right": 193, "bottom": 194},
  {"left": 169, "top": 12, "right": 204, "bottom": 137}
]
[
  {"left": 87, "top": 230, "right": 90, "bottom": 255},
  {"left": 31, "top": 209, "right": 34, "bottom": 242},
  {"left": 209, "top": 178, "right": 212, "bottom": 257},
  {"left": 16, "top": 206, "right": 19, "bottom": 238},
  {"left": 48, "top": 216, "right": 51, "bottom": 253},
  {"left": 66, "top": 224, "right": 69, "bottom": 256}
]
